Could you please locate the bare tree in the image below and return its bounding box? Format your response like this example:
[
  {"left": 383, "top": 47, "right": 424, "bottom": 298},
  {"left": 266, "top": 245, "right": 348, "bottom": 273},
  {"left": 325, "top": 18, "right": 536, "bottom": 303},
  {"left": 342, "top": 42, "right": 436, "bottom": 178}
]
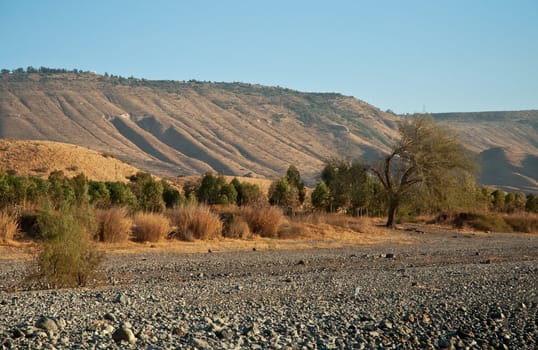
[{"left": 372, "top": 115, "right": 477, "bottom": 227}]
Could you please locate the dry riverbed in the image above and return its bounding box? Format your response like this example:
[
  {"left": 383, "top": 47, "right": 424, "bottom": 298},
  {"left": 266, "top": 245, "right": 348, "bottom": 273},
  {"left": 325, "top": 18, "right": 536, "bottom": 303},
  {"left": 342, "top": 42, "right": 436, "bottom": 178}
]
[{"left": 1, "top": 226, "right": 537, "bottom": 349}]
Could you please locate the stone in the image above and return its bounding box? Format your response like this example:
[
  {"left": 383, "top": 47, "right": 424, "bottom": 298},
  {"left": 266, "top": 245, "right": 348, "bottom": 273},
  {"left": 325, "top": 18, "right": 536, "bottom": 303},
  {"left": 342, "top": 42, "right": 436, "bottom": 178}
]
[
  {"left": 190, "top": 337, "right": 210, "bottom": 349},
  {"left": 171, "top": 323, "right": 189, "bottom": 337},
  {"left": 114, "top": 292, "right": 129, "bottom": 305},
  {"left": 112, "top": 325, "right": 136, "bottom": 344},
  {"left": 35, "top": 316, "right": 58, "bottom": 333},
  {"left": 385, "top": 253, "right": 395, "bottom": 259},
  {"left": 104, "top": 312, "right": 117, "bottom": 322}
]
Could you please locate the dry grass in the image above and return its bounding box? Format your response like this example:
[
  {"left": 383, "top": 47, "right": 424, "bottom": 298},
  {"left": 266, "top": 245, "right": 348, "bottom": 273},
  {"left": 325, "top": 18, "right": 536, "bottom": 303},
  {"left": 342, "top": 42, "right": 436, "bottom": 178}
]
[
  {"left": 295, "top": 212, "right": 367, "bottom": 232},
  {"left": 133, "top": 212, "right": 171, "bottom": 242},
  {"left": 278, "top": 221, "right": 312, "bottom": 239},
  {"left": 97, "top": 207, "right": 132, "bottom": 243},
  {"left": 167, "top": 205, "right": 223, "bottom": 241},
  {"left": 0, "top": 211, "right": 19, "bottom": 243},
  {"left": 503, "top": 213, "right": 538, "bottom": 233},
  {"left": 241, "top": 206, "right": 283, "bottom": 238},
  {"left": 0, "top": 140, "right": 140, "bottom": 182},
  {"left": 223, "top": 215, "right": 251, "bottom": 239}
]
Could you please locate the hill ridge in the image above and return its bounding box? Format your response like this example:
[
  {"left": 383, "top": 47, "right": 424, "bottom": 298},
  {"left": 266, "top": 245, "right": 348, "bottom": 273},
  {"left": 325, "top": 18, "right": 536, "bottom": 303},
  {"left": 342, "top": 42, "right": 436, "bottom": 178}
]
[{"left": 0, "top": 69, "right": 537, "bottom": 192}]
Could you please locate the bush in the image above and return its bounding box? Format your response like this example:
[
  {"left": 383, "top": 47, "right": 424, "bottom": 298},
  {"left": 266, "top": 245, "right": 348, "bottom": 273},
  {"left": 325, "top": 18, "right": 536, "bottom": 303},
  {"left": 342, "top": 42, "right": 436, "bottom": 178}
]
[
  {"left": 503, "top": 213, "right": 538, "bottom": 233},
  {"left": 133, "top": 212, "right": 171, "bottom": 242},
  {"left": 0, "top": 210, "right": 19, "bottom": 242},
  {"left": 242, "top": 206, "right": 283, "bottom": 238},
  {"left": 36, "top": 208, "right": 102, "bottom": 288},
  {"left": 97, "top": 207, "right": 132, "bottom": 243},
  {"left": 278, "top": 221, "right": 310, "bottom": 239},
  {"left": 222, "top": 213, "right": 251, "bottom": 239},
  {"left": 167, "top": 205, "right": 222, "bottom": 241},
  {"left": 453, "top": 212, "right": 512, "bottom": 232}
]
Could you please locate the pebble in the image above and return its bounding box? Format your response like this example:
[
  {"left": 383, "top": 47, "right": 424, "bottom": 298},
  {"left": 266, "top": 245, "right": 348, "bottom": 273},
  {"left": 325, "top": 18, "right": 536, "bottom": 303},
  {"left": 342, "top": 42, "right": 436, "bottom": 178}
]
[{"left": 0, "top": 234, "right": 537, "bottom": 349}]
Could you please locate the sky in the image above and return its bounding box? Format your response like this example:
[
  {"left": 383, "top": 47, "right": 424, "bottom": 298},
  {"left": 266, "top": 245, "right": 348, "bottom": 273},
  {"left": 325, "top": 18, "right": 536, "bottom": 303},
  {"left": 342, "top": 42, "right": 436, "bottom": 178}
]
[{"left": 1, "top": 0, "right": 537, "bottom": 113}]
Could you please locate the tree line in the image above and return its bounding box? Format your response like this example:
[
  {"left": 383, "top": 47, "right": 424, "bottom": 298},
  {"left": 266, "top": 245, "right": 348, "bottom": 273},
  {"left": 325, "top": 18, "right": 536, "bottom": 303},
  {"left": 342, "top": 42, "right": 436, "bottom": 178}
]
[{"left": 0, "top": 116, "right": 536, "bottom": 227}]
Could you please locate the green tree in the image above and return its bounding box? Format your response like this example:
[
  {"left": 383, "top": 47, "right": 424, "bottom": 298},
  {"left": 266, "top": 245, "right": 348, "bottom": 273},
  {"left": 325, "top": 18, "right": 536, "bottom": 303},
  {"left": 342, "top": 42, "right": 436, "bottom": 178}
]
[
  {"left": 231, "top": 178, "right": 263, "bottom": 206},
  {"left": 371, "top": 115, "right": 477, "bottom": 227},
  {"left": 285, "top": 165, "right": 306, "bottom": 204},
  {"left": 320, "top": 159, "right": 371, "bottom": 213},
  {"left": 526, "top": 194, "right": 538, "bottom": 213},
  {"left": 105, "top": 182, "right": 138, "bottom": 208},
  {"left": 88, "top": 181, "right": 111, "bottom": 208},
  {"left": 162, "top": 181, "right": 184, "bottom": 208},
  {"left": 128, "top": 172, "right": 165, "bottom": 211},
  {"left": 491, "top": 190, "right": 505, "bottom": 212},
  {"left": 197, "top": 172, "right": 237, "bottom": 205},
  {"left": 311, "top": 181, "right": 331, "bottom": 211}
]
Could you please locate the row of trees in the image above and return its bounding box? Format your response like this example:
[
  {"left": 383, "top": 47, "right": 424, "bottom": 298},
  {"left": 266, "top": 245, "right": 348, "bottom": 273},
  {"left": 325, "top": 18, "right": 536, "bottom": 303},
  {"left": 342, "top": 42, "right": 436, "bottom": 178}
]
[{"left": 1, "top": 116, "right": 535, "bottom": 228}]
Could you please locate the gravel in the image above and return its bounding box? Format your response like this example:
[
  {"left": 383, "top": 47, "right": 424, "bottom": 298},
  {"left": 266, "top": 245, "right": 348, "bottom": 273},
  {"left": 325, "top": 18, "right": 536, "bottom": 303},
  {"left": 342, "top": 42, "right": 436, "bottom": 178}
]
[{"left": 1, "top": 229, "right": 537, "bottom": 349}]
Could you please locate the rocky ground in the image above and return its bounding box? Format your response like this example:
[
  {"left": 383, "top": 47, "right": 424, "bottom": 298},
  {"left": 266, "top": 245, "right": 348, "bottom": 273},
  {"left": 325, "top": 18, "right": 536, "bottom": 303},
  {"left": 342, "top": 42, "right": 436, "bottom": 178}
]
[{"left": 1, "top": 228, "right": 537, "bottom": 349}]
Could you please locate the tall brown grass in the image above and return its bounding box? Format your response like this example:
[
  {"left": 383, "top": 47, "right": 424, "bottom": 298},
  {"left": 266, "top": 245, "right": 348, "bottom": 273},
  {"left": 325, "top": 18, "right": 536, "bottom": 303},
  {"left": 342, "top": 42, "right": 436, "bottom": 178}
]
[
  {"left": 295, "top": 212, "right": 366, "bottom": 232},
  {"left": 0, "top": 210, "right": 19, "bottom": 242},
  {"left": 241, "top": 206, "right": 283, "bottom": 238},
  {"left": 96, "top": 207, "right": 132, "bottom": 243},
  {"left": 503, "top": 213, "right": 538, "bottom": 233},
  {"left": 133, "top": 212, "right": 171, "bottom": 242},
  {"left": 167, "top": 205, "right": 222, "bottom": 241}
]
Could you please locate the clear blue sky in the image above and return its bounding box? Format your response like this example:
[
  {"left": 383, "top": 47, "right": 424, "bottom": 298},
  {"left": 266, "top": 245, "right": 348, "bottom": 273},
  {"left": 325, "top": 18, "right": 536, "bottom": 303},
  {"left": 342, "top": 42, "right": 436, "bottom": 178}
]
[{"left": 1, "top": 0, "right": 537, "bottom": 113}]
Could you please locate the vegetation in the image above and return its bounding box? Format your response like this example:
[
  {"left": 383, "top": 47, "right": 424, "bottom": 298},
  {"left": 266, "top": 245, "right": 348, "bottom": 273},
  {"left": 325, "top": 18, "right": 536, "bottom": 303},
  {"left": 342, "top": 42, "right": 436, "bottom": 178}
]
[
  {"left": 36, "top": 206, "right": 102, "bottom": 288},
  {"left": 167, "top": 205, "right": 223, "bottom": 241},
  {"left": 0, "top": 210, "right": 19, "bottom": 242},
  {"left": 133, "top": 212, "right": 171, "bottom": 242},
  {"left": 96, "top": 207, "right": 132, "bottom": 243},
  {"left": 242, "top": 206, "right": 283, "bottom": 238},
  {"left": 371, "top": 115, "right": 477, "bottom": 227}
]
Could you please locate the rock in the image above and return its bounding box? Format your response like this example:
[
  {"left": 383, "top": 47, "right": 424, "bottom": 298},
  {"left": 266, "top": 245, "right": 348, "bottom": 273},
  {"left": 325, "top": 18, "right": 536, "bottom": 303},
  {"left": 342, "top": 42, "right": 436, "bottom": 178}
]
[
  {"left": 35, "top": 316, "right": 58, "bottom": 333},
  {"left": 112, "top": 324, "right": 136, "bottom": 344},
  {"left": 12, "top": 327, "right": 25, "bottom": 339},
  {"left": 380, "top": 319, "right": 393, "bottom": 329},
  {"left": 385, "top": 253, "right": 395, "bottom": 259},
  {"left": 104, "top": 312, "right": 116, "bottom": 322},
  {"left": 171, "top": 323, "right": 189, "bottom": 337},
  {"left": 438, "top": 337, "right": 451, "bottom": 349},
  {"left": 190, "top": 337, "right": 210, "bottom": 349},
  {"left": 457, "top": 328, "right": 474, "bottom": 339},
  {"left": 114, "top": 292, "right": 129, "bottom": 305},
  {"left": 297, "top": 259, "right": 306, "bottom": 265}
]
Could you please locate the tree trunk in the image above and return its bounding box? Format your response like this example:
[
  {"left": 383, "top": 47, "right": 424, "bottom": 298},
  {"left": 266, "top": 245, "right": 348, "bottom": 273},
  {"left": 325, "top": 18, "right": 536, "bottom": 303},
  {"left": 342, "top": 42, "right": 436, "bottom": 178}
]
[{"left": 386, "top": 200, "right": 398, "bottom": 228}]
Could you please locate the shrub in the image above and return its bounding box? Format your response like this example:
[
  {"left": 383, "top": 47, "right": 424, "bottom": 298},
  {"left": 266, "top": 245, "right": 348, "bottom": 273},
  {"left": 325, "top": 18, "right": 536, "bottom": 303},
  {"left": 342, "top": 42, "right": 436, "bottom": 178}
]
[
  {"left": 222, "top": 213, "right": 251, "bottom": 239},
  {"left": 453, "top": 212, "right": 512, "bottom": 232},
  {"left": 278, "top": 221, "right": 310, "bottom": 239},
  {"left": 242, "top": 206, "right": 283, "bottom": 238},
  {"left": 503, "top": 213, "right": 538, "bottom": 233},
  {"left": 97, "top": 207, "right": 132, "bottom": 242},
  {"left": 36, "top": 208, "right": 102, "bottom": 288},
  {"left": 133, "top": 212, "right": 171, "bottom": 242},
  {"left": 0, "top": 210, "right": 19, "bottom": 242},
  {"left": 168, "top": 205, "right": 222, "bottom": 241}
]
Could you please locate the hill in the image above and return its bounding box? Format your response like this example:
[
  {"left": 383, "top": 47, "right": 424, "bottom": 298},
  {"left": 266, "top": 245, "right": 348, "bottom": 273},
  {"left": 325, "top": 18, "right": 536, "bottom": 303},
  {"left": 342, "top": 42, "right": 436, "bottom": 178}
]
[
  {"left": 432, "top": 111, "right": 538, "bottom": 193},
  {"left": 0, "top": 139, "right": 141, "bottom": 182},
  {"left": 0, "top": 69, "right": 536, "bottom": 192},
  {"left": 0, "top": 70, "right": 398, "bottom": 185}
]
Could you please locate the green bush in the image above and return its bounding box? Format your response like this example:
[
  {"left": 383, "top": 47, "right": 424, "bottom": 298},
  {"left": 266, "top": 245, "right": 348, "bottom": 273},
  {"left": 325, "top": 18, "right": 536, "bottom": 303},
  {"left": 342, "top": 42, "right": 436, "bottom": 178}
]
[{"left": 36, "top": 207, "right": 102, "bottom": 288}]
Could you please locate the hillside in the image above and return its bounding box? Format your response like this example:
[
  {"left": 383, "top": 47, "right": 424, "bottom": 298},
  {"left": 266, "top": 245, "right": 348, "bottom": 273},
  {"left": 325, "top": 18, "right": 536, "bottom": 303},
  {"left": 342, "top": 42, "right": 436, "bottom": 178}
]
[
  {"left": 0, "top": 69, "right": 536, "bottom": 192},
  {"left": 432, "top": 111, "right": 538, "bottom": 193},
  {"left": 0, "top": 139, "right": 141, "bottom": 182},
  {"left": 0, "top": 70, "right": 398, "bottom": 185}
]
